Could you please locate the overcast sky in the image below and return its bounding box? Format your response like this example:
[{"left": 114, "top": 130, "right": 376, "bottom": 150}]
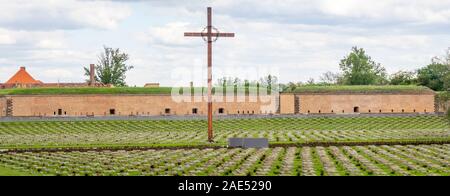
[{"left": 0, "top": 0, "right": 449, "bottom": 86}]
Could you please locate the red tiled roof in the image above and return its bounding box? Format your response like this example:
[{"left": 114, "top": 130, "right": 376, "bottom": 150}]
[{"left": 5, "top": 67, "right": 42, "bottom": 84}]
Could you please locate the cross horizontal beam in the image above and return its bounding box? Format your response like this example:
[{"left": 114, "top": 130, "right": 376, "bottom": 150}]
[{"left": 184, "top": 32, "right": 235, "bottom": 38}]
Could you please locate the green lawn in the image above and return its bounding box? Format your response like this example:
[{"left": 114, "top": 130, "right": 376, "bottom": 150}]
[
  {"left": 0, "top": 87, "right": 174, "bottom": 95},
  {"left": 0, "top": 86, "right": 263, "bottom": 95},
  {"left": 0, "top": 115, "right": 448, "bottom": 176},
  {"left": 0, "top": 85, "right": 434, "bottom": 95},
  {"left": 0, "top": 145, "right": 448, "bottom": 176},
  {"left": 285, "top": 85, "right": 434, "bottom": 94},
  {"left": 0, "top": 116, "right": 448, "bottom": 150},
  {"left": 0, "top": 166, "right": 34, "bottom": 176}
]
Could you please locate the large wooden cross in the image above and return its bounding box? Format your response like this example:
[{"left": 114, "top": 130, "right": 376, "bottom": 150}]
[{"left": 185, "top": 7, "right": 235, "bottom": 142}]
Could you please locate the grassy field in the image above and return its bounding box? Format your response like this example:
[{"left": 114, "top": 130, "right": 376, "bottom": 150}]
[
  {"left": 285, "top": 85, "right": 433, "bottom": 94},
  {"left": 0, "top": 166, "right": 34, "bottom": 176},
  {"left": 0, "top": 85, "right": 434, "bottom": 95},
  {"left": 0, "top": 145, "right": 448, "bottom": 176},
  {"left": 0, "top": 87, "right": 174, "bottom": 95},
  {"left": 0, "top": 86, "right": 266, "bottom": 96},
  {"left": 0, "top": 115, "right": 448, "bottom": 176},
  {"left": 0, "top": 116, "right": 448, "bottom": 149}
]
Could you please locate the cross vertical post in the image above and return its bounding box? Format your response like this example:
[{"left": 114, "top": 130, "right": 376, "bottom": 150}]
[
  {"left": 207, "top": 7, "right": 213, "bottom": 142},
  {"left": 184, "top": 7, "right": 235, "bottom": 143}
]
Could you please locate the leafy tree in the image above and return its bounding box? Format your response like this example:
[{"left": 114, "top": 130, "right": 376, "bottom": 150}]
[
  {"left": 389, "top": 71, "right": 417, "bottom": 85},
  {"left": 281, "top": 82, "right": 304, "bottom": 92},
  {"left": 444, "top": 74, "right": 450, "bottom": 91},
  {"left": 306, "top": 78, "right": 315, "bottom": 85},
  {"left": 339, "top": 46, "right": 387, "bottom": 85},
  {"left": 432, "top": 48, "right": 450, "bottom": 65},
  {"left": 217, "top": 77, "right": 242, "bottom": 86},
  {"left": 260, "top": 75, "right": 279, "bottom": 92},
  {"left": 417, "top": 63, "right": 450, "bottom": 91},
  {"left": 447, "top": 108, "right": 450, "bottom": 122},
  {"left": 216, "top": 77, "right": 228, "bottom": 87},
  {"left": 286, "top": 82, "right": 298, "bottom": 91},
  {"left": 84, "top": 46, "right": 134, "bottom": 87},
  {"left": 231, "top": 77, "right": 242, "bottom": 86},
  {"left": 319, "top": 71, "right": 344, "bottom": 85}
]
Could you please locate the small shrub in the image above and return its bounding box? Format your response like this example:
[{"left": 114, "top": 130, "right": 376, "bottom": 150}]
[{"left": 447, "top": 108, "right": 450, "bottom": 121}]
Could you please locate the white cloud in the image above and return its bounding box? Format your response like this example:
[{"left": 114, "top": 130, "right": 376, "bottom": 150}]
[
  {"left": 137, "top": 22, "right": 198, "bottom": 47},
  {"left": 42, "top": 68, "right": 75, "bottom": 79},
  {"left": 0, "top": 0, "right": 132, "bottom": 30},
  {"left": 1, "top": 0, "right": 450, "bottom": 86},
  {"left": 28, "top": 49, "right": 92, "bottom": 63},
  {"left": 35, "top": 39, "right": 67, "bottom": 49},
  {"left": 0, "top": 28, "right": 68, "bottom": 49},
  {"left": 349, "top": 35, "right": 430, "bottom": 49},
  {"left": 68, "top": 1, "right": 132, "bottom": 30},
  {"left": 318, "top": 0, "right": 450, "bottom": 25},
  {"left": 0, "top": 29, "right": 16, "bottom": 45},
  {"left": 144, "top": 0, "right": 450, "bottom": 26}
]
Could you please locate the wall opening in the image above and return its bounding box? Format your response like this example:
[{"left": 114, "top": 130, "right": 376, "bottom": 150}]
[
  {"left": 294, "top": 96, "right": 300, "bottom": 114},
  {"left": 192, "top": 108, "right": 198, "bottom": 114},
  {"left": 110, "top": 109, "right": 116, "bottom": 115},
  {"left": 218, "top": 108, "right": 224, "bottom": 114},
  {"left": 165, "top": 108, "right": 171, "bottom": 114},
  {"left": 353, "top": 107, "right": 359, "bottom": 113},
  {"left": 58, "top": 109, "right": 63, "bottom": 116}
]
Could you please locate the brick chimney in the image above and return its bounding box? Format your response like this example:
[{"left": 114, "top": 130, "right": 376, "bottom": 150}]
[{"left": 89, "top": 64, "right": 95, "bottom": 86}]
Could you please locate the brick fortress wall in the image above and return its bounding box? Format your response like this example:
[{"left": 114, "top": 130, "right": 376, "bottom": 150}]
[
  {"left": 280, "top": 93, "right": 435, "bottom": 114},
  {"left": 3, "top": 94, "right": 277, "bottom": 117}
]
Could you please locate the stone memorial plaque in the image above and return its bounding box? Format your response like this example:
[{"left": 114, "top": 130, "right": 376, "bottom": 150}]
[
  {"left": 228, "top": 138, "right": 269, "bottom": 148},
  {"left": 228, "top": 138, "right": 244, "bottom": 148}
]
